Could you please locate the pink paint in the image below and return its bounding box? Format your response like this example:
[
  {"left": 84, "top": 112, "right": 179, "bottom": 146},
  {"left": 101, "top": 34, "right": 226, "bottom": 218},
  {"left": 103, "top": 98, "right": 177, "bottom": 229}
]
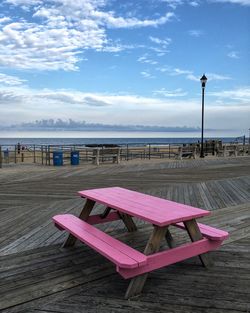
[
  {"left": 174, "top": 222, "right": 229, "bottom": 241},
  {"left": 53, "top": 187, "right": 229, "bottom": 281},
  {"left": 78, "top": 187, "right": 210, "bottom": 226},
  {"left": 87, "top": 211, "right": 120, "bottom": 225},
  {"left": 118, "top": 238, "right": 222, "bottom": 279},
  {"left": 53, "top": 214, "right": 147, "bottom": 269}
]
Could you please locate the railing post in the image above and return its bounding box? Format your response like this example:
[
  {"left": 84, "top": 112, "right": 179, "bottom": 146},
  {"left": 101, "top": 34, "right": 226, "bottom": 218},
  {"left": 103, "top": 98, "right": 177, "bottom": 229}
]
[
  {"left": 21, "top": 148, "right": 24, "bottom": 162},
  {"left": 234, "top": 145, "right": 238, "bottom": 157},
  {"left": 101, "top": 145, "right": 104, "bottom": 163},
  {"left": 126, "top": 144, "right": 129, "bottom": 161},
  {"left": 193, "top": 146, "right": 197, "bottom": 159},
  {"left": 48, "top": 145, "right": 51, "bottom": 165},
  {"left": 45, "top": 146, "right": 47, "bottom": 165},
  {"left": 33, "top": 144, "right": 36, "bottom": 163},
  {"left": 223, "top": 145, "right": 226, "bottom": 157},
  {"left": 178, "top": 146, "right": 183, "bottom": 160},
  {"left": 41, "top": 145, "right": 44, "bottom": 165},
  {"left": 95, "top": 148, "right": 100, "bottom": 165},
  {"left": 148, "top": 144, "right": 151, "bottom": 160},
  {"left": 14, "top": 145, "right": 17, "bottom": 163},
  {"left": 0, "top": 146, "right": 2, "bottom": 168}
]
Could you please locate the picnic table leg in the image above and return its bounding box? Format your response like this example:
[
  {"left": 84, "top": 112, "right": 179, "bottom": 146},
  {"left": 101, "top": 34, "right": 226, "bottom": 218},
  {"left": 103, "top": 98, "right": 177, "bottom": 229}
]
[
  {"left": 184, "top": 219, "right": 212, "bottom": 267},
  {"left": 125, "top": 225, "right": 167, "bottom": 299},
  {"left": 118, "top": 212, "right": 137, "bottom": 232},
  {"left": 100, "top": 206, "right": 112, "bottom": 219},
  {"left": 62, "top": 199, "right": 96, "bottom": 248},
  {"left": 165, "top": 228, "right": 176, "bottom": 248}
]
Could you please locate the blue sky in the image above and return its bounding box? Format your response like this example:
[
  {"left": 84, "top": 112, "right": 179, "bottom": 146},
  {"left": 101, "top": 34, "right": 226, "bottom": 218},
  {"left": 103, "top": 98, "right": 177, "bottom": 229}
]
[{"left": 0, "top": 0, "right": 249, "bottom": 134}]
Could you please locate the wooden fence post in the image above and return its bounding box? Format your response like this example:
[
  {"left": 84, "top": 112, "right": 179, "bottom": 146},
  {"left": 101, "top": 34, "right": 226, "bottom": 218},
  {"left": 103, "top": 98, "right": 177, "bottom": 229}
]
[
  {"left": 178, "top": 146, "right": 183, "bottom": 160},
  {"left": 223, "top": 145, "right": 227, "bottom": 157},
  {"left": 48, "top": 146, "right": 51, "bottom": 165},
  {"left": 14, "top": 145, "right": 17, "bottom": 163},
  {"left": 234, "top": 145, "right": 238, "bottom": 157},
  {"left": 33, "top": 145, "right": 36, "bottom": 163},
  {"left": 95, "top": 149, "right": 100, "bottom": 165},
  {"left": 0, "top": 146, "right": 2, "bottom": 168},
  {"left": 41, "top": 145, "right": 44, "bottom": 165}
]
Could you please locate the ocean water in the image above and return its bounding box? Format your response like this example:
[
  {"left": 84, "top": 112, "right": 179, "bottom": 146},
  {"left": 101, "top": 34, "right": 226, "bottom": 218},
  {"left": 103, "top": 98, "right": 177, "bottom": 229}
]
[{"left": 0, "top": 130, "right": 244, "bottom": 147}]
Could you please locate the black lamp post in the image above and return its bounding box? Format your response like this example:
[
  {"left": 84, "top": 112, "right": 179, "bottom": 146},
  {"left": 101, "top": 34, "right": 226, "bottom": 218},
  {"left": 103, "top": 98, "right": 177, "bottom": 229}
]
[{"left": 200, "top": 74, "right": 207, "bottom": 158}]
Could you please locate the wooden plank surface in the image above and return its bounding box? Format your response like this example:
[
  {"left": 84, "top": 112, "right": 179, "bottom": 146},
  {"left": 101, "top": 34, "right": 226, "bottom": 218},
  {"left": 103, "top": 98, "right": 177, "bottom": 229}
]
[{"left": 0, "top": 157, "right": 249, "bottom": 312}]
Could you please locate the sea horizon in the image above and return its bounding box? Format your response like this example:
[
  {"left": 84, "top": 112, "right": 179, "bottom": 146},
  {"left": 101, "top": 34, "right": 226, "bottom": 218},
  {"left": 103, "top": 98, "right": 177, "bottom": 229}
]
[
  {"left": 0, "top": 129, "right": 245, "bottom": 139},
  {"left": 0, "top": 129, "right": 246, "bottom": 147}
]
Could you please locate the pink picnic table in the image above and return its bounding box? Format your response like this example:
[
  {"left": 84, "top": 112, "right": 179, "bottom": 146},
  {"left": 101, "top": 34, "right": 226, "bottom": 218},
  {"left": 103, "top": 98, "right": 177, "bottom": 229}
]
[{"left": 53, "top": 187, "right": 229, "bottom": 299}]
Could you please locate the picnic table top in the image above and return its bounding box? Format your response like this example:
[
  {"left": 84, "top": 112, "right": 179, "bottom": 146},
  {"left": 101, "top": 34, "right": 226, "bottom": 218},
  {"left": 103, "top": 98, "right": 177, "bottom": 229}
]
[{"left": 78, "top": 187, "right": 210, "bottom": 226}]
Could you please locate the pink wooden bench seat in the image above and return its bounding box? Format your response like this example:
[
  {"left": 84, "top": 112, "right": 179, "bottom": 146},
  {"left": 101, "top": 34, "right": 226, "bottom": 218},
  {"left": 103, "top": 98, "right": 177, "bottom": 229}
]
[
  {"left": 174, "top": 222, "right": 229, "bottom": 241},
  {"left": 53, "top": 214, "right": 147, "bottom": 269}
]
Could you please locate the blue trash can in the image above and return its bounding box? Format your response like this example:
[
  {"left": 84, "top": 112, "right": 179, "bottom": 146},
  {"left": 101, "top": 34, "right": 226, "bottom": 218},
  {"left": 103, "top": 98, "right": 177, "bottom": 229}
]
[
  {"left": 4, "top": 149, "right": 9, "bottom": 158},
  {"left": 53, "top": 151, "right": 63, "bottom": 166},
  {"left": 71, "top": 151, "right": 79, "bottom": 165}
]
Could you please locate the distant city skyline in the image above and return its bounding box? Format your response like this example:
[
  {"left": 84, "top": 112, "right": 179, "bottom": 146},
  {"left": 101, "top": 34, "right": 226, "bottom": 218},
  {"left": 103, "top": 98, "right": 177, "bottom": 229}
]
[
  {"left": 1, "top": 118, "right": 203, "bottom": 131},
  {"left": 0, "top": 0, "right": 249, "bottom": 135}
]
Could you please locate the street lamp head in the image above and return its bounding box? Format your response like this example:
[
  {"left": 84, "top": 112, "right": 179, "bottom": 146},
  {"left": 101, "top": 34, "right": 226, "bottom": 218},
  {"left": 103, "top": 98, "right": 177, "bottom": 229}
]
[{"left": 200, "top": 74, "right": 207, "bottom": 88}]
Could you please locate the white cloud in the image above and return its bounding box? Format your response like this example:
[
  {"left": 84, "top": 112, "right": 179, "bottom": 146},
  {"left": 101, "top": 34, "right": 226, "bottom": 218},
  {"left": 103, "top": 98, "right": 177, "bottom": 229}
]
[
  {"left": 0, "top": 17, "right": 11, "bottom": 24},
  {"left": 149, "top": 36, "right": 172, "bottom": 47},
  {"left": 208, "top": 87, "right": 250, "bottom": 103},
  {"left": 0, "top": 73, "right": 26, "bottom": 85},
  {"left": 209, "top": 0, "right": 250, "bottom": 5},
  {"left": 186, "top": 74, "right": 200, "bottom": 82},
  {"left": 161, "top": 0, "right": 200, "bottom": 8},
  {"left": 138, "top": 55, "right": 158, "bottom": 65},
  {"left": 0, "top": 20, "right": 105, "bottom": 71},
  {"left": 103, "top": 13, "right": 175, "bottom": 28},
  {"left": 186, "top": 73, "right": 231, "bottom": 81},
  {"left": 0, "top": 85, "right": 249, "bottom": 130},
  {"left": 140, "top": 71, "right": 155, "bottom": 79},
  {"left": 153, "top": 88, "right": 187, "bottom": 97},
  {"left": 5, "top": 0, "right": 41, "bottom": 5},
  {"left": 189, "top": 1, "right": 200, "bottom": 6},
  {"left": 0, "top": 0, "right": 175, "bottom": 71},
  {"left": 148, "top": 36, "right": 172, "bottom": 55},
  {"left": 171, "top": 68, "right": 193, "bottom": 76},
  {"left": 161, "top": 0, "right": 184, "bottom": 9},
  {"left": 188, "top": 30, "right": 203, "bottom": 37},
  {"left": 102, "top": 43, "right": 139, "bottom": 53},
  {"left": 156, "top": 66, "right": 232, "bottom": 83},
  {"left": 227, "top": 51, "right": 240, "bottom": 59},
  {"left": 207, "top": 73, "right": 232, "bottom": 80}
]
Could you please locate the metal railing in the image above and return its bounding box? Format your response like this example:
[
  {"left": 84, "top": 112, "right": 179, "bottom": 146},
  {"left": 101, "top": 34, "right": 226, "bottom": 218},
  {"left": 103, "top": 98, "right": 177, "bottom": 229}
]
[{"left": 0, "top": 140, "right": 249, "bottom": 167}]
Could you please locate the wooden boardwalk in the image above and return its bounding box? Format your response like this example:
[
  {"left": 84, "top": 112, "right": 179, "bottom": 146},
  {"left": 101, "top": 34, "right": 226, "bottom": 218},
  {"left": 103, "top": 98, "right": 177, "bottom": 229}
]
[{"left": 0, "top": 156, "right": 250, "bottom": 312}]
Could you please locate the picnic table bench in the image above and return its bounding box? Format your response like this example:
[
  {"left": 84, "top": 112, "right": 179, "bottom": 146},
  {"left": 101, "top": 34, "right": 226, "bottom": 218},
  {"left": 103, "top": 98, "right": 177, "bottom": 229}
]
[
  {"left": 53, "top": 187, "right": 229, "bottom": 299},
  {"left": 92, "top": 148, "right": 121, "bottom": 165},
  {"left": 175, "top": 146, "right": 197, "bottom": 160}
]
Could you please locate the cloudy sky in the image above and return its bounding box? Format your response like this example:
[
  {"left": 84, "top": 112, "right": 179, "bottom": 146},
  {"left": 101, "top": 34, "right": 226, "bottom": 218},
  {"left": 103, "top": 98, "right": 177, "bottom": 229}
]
[{"left": 0, "top": 0, "right": 249, "bottom": 134}]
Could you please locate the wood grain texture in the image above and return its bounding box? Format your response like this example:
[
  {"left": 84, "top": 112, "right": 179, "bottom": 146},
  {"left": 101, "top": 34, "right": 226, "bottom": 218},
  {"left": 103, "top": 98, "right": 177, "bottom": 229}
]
[
  {"left": 125, "top": 225, "right": 167, "bottom": 299},
  {"left": 0, "top": 157, "right": 249, "bottom": 311},
  {"left": 63, "top": 199, "right": 96, "bottom": 247},
  {"left": 184, "top": 219, "right": 212, "bottom": 267}
]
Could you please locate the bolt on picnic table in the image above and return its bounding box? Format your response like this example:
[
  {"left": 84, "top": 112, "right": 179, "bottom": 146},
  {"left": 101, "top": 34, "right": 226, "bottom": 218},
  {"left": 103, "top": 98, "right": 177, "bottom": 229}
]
[{"left": 53, "top": 187, "right": 229, "bottom": 299}]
